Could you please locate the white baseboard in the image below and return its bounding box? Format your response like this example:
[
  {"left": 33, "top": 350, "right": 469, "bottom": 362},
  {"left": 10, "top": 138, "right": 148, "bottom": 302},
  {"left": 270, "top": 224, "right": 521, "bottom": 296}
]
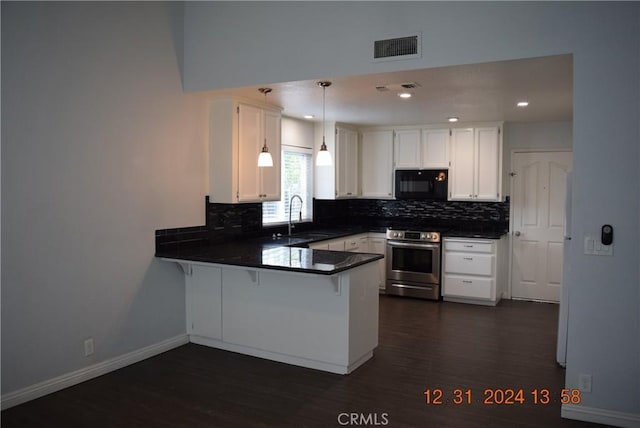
[
  {"left": 562, "top": 404, "right": 640, "bottom": 427},
  {"left": 1, "top": 334, "right": 189, "bottom": 410}
]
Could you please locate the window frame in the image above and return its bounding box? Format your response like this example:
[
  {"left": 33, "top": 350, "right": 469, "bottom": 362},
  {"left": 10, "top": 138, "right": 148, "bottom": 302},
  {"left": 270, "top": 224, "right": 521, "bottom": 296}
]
[{"left": 262, "top": 144, "right": 314, "bottom": 226}]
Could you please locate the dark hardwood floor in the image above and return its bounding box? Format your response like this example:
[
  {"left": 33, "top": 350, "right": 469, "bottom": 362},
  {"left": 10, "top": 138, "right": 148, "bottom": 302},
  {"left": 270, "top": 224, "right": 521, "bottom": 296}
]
[{"left": 2, "top": 296, "right": 605, "bottom": 427}]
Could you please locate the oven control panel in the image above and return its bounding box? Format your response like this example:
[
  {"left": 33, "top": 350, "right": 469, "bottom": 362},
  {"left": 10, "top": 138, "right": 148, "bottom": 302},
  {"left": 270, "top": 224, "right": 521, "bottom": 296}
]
[{"left": 386, "top": 229, "right": 440, "bottom": 242}]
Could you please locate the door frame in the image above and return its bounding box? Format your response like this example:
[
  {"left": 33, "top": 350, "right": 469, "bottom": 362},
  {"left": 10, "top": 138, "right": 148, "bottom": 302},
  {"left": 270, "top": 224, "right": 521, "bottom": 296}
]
[{"left": 506, "top": 148, "right": 573, "bottom": 301}]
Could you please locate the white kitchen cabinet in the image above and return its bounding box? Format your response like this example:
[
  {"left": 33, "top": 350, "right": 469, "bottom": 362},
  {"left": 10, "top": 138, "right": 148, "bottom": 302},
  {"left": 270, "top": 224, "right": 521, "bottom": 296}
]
[
  {"left": 309, "top": 237, "right": 346, "bottom": 251},
  {"left": 209, "top": 98, "right": 282, "bottom": 203},
  {"left": 442, "top": 236, "right": 506, "bottom": 306},
  {"left": 360, "top": 130, "right": 394, "bottom": 198},
  {"left": 393, "top": 129, "right": 421, "bottom": 168},
  {"left": 328, "top": 239, "right": 346, "bottom": 251},
  {"left": 367, "top": 233, "right": 387, "bottom": 292},
  {"left": 393, "top": 127, "right": 450, "bottom": 170},
  {"left": 186, "top": 265, "right": 223, "bottom": 339},
  {"left": 449, "top": 125, "right": 502, "bottom": 202},
  {"left": 315, "top": 123, "right": 359, "bottom": 199},
  {"left": 308, "top": 241, "right": 329, "bottom": 250},
  {"left": 421, "top": 128, "right": 450, "bottom": 168},
  {"left": 345, "top": 233, "right": 369, "bottom": 252},
  {"left": 336, "top": 127, "right": 359, "bottom": 198}
]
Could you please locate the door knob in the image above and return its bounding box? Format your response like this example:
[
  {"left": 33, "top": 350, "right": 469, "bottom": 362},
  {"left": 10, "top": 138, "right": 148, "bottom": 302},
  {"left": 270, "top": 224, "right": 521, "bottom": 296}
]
[{"left": 514, "top": 231, "right": 521, "bottom": 236}]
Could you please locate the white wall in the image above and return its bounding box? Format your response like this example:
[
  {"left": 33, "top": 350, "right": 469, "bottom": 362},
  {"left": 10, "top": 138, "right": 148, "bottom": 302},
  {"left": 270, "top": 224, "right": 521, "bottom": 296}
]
[
  {"left": 503, "top": 121, "right": 573, "bottom": 195},
  {"left": 183, "top": 1, "right": 639, "bottom": 422},
  {"left": 1, "top": 3, "right": 207, "bottom": 395},
  {"left": 282, "top": 116, "right": 314, "bottom": 150}
]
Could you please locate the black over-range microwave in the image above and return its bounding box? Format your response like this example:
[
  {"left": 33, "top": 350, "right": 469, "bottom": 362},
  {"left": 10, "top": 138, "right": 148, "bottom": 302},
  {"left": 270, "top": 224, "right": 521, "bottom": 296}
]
[{"left": 394, "top": 169, "right": 448, "bottom": 200}]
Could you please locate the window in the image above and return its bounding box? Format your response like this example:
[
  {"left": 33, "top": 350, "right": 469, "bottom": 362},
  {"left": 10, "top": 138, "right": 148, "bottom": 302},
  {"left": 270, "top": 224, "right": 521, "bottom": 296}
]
[{"left": 263, "top": 145, "right": 313, "bottom": 225}]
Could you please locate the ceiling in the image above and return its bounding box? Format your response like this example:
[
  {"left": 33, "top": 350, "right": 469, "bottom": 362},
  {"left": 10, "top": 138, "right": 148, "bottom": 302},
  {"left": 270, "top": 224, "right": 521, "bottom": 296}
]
[{"left": 205, "top": 54, "right": 573, "bottom": 127}]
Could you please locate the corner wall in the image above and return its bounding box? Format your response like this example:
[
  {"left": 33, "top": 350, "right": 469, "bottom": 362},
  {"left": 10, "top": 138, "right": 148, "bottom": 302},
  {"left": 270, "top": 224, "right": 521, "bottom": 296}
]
[{"left": 1, "top": 2, "right": 207, "bottom": 397}]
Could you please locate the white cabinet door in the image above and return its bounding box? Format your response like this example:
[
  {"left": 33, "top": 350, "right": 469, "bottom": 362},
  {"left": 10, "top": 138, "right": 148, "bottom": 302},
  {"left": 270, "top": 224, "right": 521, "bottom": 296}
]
[
  {"left": 442, "top": 237, "right": 503, "bottom": 305},
  {"left": 361, "top": 130, "right": 393, "bottom": 198},
  {"left": 187, "top": 265, "right": 222, "bottom": 339},
  {"left": 237, "top": 104, "right": 263, "bottom": 202},
  {"left": 475, "top": 127, "right": 501, "bottom": 201},
  {"left": 336, "top": 127, "right": 359, "bottom": 198},
  {"left": 394, "top": 129, "right": 421, "bottom": 168},
  {"left": 421, "top": 128, "right": 450, "bottom": 168},
  {"left": 449, "top": 126, "right": 502, "bottom": 201},
  {"left": 327, "top": 240, "right": 346, "bottom": 251},
  {"left": 309, "top": 242, "right": 329, "bottom": 250},
  {"left": 260, "top": 110, "right": 282, "bottom": 201},
  {"left": 368, "top": 236, "right": 387, "bottom": 291},
  {"left": 449, "top": 128, "right": 475, "bottom": 200}
]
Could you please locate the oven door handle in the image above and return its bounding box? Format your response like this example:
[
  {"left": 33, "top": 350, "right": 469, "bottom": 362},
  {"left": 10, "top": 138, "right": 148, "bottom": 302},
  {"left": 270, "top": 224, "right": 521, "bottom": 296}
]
[{"left": 387, "top": 241, "right": 440, "bottom": 250}]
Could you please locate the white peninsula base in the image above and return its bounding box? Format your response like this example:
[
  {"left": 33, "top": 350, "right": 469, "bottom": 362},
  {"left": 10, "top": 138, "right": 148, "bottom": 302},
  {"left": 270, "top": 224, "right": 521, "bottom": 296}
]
[{"left": 177, "top": 261, "right": 379, "bottom": 375}]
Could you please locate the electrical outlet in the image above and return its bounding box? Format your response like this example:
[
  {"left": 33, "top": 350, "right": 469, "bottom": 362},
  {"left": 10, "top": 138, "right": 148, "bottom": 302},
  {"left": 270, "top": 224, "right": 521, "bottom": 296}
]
[
  {"left": 578, "top": 374, "right": 592, "bottom": 392},
  {"left": 84, "top": 338, "right": 94, "bottom": 357}
]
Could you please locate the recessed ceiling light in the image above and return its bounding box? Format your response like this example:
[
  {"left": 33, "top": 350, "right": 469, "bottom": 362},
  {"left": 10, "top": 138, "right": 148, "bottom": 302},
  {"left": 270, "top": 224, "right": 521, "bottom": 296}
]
[
  {"left": 448, "top": 117, "right": 459, "bottom": 123},
  {"left": 304, "top": 114, "right": 314, "bottom": 119},
  {"left": 398, "top": 92, "right": 412, "bottom": 99},
  {"left": 517, "top": 101, "right": 529, "bottom": 107}
]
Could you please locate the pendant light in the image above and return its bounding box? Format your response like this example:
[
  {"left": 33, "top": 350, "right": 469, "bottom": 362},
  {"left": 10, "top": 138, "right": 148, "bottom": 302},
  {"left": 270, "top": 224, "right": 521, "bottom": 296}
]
[
  {"left": 316, "top": 81, "right": 333, "bottom": 166},
  {"left": 257, "top": 87, "right": 274, "bottom": 167}
]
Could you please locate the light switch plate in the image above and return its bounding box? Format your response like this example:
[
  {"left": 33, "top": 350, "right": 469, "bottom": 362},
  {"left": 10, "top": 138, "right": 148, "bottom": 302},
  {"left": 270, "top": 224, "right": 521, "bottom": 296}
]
[{"left": 584, "top": 236, "right": 613, "bottom": 256}]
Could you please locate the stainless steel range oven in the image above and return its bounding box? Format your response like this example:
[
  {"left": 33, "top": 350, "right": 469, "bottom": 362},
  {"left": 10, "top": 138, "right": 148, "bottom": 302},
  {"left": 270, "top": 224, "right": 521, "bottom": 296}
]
[{"left": 386, "top": 228, "right": 441, "bottom": 300}]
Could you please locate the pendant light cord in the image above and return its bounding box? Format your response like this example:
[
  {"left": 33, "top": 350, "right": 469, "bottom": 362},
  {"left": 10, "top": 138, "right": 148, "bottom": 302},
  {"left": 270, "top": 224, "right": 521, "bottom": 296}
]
[{"left": 322, "top": 84, "right": 326, "bottom": 143}]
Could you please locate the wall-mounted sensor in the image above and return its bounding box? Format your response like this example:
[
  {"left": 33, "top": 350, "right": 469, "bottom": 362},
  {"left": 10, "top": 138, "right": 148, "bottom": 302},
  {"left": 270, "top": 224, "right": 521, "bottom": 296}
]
[{"left": 601, "top": 224, "right": 613, "bottom": 246}]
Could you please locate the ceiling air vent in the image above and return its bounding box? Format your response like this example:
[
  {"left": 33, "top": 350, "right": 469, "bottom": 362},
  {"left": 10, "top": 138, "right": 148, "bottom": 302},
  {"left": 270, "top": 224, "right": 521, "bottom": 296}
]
[{"left": 373, "top": 34, "right": 421, "bottom": 62}]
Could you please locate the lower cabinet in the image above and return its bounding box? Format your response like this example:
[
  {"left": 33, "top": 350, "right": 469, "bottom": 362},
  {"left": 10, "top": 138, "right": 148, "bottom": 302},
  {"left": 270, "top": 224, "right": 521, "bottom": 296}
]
[
  {"left": 308, "top": 232, "right": 387, "bottom": 291},
  {"left": 186, "top": 265, "right": 223, "bottom": 339},
  {"left": 367, "top": 233, "right": 387, "bottom": 292},
  {"left": 442, "top": 236, "right": 507, "bottom": 306}
]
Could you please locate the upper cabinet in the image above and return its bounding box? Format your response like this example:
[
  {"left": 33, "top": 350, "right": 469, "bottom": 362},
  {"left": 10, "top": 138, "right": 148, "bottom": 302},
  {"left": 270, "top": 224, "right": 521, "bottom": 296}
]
[
  {"left": 361, "top": 130, "right": 394, "bottom": 198},
  {"left": 449, "top": 125, "right": 502, "bottom": 202},
  {"left": 394, "top": 128, "right": 449, "bottom": 169},
  {"left": 315, "top": 123, "right": 359, "bottom": 199},
  {"left": 393, "top": 129, "right": 421, "bottom": 168},
  {"left": 209, "top": 98, "right": 281, "bottom": 203},
  {"left": 420, "top": 128, "right": 450, "bottom": 168},
  {"left": 336, "top": 127, "right": 359, "bottom": 198}
]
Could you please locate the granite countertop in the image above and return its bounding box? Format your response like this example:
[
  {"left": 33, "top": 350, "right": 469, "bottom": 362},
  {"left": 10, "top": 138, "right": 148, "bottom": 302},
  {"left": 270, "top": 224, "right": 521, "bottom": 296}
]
[
  {"left": 441, "top": 230, "right": 507, "bottom": 239},
  {"left": 156, "top": 224, "right": 506, "bottom": 274},
  {"left": 157, "top": 234, "right": 383, "bottom": 275}
]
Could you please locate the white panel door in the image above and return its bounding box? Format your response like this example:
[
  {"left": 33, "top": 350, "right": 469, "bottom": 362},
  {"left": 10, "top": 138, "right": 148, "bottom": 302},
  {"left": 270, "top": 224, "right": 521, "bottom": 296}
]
[
  {"left": 511, "top": 151, "right": 573, "bottom": 302},
  {"left": 361, "top": 130, "right": 393, "bottom": 198},
  {"left": 449, "top": 128, "right": 475, "bottom": 200},
  {"left": 394, "top": 129, "right": 421, "bottom": 168}
]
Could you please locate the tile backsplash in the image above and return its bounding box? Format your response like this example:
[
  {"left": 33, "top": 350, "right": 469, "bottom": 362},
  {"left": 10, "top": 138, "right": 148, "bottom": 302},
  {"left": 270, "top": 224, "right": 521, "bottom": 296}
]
[
  {"left": 314, "top": 198, "right": 509, "bottom": 229},
  {"left": 156, "top": 196, "right": 509, "bottom": 253}
]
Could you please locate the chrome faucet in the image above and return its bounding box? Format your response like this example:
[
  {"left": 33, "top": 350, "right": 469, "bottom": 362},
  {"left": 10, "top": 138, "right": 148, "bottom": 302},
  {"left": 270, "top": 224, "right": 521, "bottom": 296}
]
[{"left": 288, "top": 194, "right": 303, "bottom": 236}]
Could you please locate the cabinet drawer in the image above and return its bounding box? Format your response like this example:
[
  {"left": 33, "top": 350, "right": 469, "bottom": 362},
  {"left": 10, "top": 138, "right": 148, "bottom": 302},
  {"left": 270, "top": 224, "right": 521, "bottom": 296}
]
[
  {"left": 345, "top": 239, "right": 360, "bottom": 251},
  {"left": 445, "top": 253, "right": 494, "bottom": 276},
  {"left": 445, "top": 240, "right": 494, "bottom": 253},
  {"left": 444, "top": 275, "right": 493, "bottom": 299}
]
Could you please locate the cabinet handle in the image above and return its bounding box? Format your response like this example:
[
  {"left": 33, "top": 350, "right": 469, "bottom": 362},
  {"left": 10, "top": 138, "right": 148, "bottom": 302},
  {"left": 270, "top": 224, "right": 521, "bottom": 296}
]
[
  {"left": 462, "top": 280, "right": 473, "bottom": 284},
  {"left": 464, "top": 245, "right": 474, "bottom": 248},
  {"left": 463, "top": 257, "right": 473, "bottom": 261}
]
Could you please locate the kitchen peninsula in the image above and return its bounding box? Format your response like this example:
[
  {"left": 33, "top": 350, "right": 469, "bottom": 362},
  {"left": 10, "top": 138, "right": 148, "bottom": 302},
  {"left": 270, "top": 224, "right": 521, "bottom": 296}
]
[{"left": 157, "top": 237, "right": 383, "bottom": 375}]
